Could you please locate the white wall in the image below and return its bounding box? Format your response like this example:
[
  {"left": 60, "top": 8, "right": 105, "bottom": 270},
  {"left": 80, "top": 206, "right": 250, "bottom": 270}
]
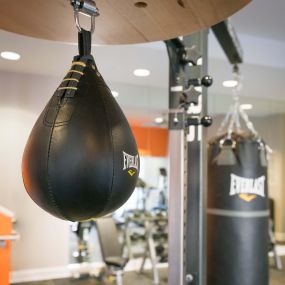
[
  {"left": 0, "top": 71, "right": 70, "bottom": 271},
  {"left": 139, "top": 156, "right": 168, "bottom": 188}
]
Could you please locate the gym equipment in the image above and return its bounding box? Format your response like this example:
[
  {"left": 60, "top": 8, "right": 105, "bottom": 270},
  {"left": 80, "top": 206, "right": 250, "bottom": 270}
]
[
  {"left": 122, "top": 209, "right": 148, "bottom": 259},
  {"left": 157, "top": 168, "right": 168, "bottom": 209},
  {"left": 208, "top": 133, "right": 269, "bottom": 285},
  {"left": 207, "top": 65, "right": 269, "bottom": 285},
  {"left": 166, "top": 34, "right": 212, "bottom": 285},
  {"left": 1, "top": 0, "right": 251, "bottom": 44},
  {"left": 139, "top": 209, "right": 168, "bottom": 284},
  {"left": 166, "top": 19, "right": 246, "bottom": 285},
  {"left": 114, "top": 175, "right": 166, "bottom": 220},
  {"left": 269, "top": 219, "right": 283, "bottom": 270},
  {"left": 268, "top": 198, "right": 283, "bottom": 270},
  {"left": 22, "top": 2, "right": 139, "bottom": 221},
  {"left": 70, "top": 221, "right": 95, "bottom": 263},
  {"left": 121, "top": 208, "right": 167, "bottom": 285},
  {"left": 96, "top": 217, "right": 129, "bottom": 285},
  {"left": 5, "top": 0, "right": 252, "bottom": 283}
]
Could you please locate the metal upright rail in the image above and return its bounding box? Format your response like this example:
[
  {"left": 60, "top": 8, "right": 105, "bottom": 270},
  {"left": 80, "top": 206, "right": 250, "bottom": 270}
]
[
  {"left": 166, "top": 19, "right": 243, "bottom": 285},
  {"left": 184, "top": 31, "right": 209, "bottom": 285},
  {"left": 166, "top": 29, "right": 211, "bottom": 285}
]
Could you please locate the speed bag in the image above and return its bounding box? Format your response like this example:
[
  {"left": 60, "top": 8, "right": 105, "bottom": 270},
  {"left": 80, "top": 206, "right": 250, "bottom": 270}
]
[
  {"left": 207, "top": 133, "right": 269, "bottom": 285},
  {"left": 22, "top": 55, "right": 139, "bottom": 221}
]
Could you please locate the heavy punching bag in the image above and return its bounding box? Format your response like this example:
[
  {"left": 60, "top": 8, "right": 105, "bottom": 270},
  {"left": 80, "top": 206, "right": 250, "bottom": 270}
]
[
  {"left": 22, "top": 28, "right": 139, "bottom": 221},
  {"left": 207, "top": 115, "right": 269, "bottom": 283}
]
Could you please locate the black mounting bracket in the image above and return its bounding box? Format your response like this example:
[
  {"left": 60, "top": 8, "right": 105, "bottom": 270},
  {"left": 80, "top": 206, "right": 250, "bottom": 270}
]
[{"left": 166, "top": 37, "right": 213, "bottom": 130}]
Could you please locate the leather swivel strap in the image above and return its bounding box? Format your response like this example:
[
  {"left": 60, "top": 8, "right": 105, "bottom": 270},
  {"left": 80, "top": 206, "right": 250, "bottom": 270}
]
[{"left": 78, "top": 29, "right": 92, "bottom": 56}]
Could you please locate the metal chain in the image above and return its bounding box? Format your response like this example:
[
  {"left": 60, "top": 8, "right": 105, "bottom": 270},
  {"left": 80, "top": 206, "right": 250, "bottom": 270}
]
[
  {"left": 239, "top": 107, "right": 258, "bottom": 137},
  {"left": 217, "top": 64, "right": 259, "bottom": 138}
]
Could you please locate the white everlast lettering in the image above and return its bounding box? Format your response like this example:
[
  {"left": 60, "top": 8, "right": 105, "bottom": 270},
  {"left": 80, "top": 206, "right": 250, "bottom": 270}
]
[
  {"left": 123, "top": 151, "right": 139, "bottom": 170},
  {"left": 230, "top": 174, "right": 265, "bottom": 197}
]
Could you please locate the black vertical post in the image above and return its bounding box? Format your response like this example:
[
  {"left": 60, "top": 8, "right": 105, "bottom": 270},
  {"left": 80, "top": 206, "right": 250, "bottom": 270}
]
[{"left": 184, "top": 30, "right": 208, "bottom": 285}]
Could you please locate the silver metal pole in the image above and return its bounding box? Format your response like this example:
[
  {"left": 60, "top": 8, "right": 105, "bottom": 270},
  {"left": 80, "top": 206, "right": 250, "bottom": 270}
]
[{"left": 168, "top": 130, "right": 187, "bottom": 285}]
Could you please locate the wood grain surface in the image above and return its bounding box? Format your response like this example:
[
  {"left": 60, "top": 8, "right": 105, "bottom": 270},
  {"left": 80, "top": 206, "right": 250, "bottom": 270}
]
[{"left": 0, "top": 0, "right": 251, "bottom": 44}]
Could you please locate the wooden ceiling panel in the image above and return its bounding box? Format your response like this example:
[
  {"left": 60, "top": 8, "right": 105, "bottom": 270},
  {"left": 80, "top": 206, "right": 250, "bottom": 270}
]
[{"left": 0, "top": 0, "right": 251, "bottom": 44}]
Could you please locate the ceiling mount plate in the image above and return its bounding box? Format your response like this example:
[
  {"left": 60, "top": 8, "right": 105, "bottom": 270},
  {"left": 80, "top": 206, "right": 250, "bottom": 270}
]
[{"left": 0, "top": 0, "right": 251, "bottom": 44}]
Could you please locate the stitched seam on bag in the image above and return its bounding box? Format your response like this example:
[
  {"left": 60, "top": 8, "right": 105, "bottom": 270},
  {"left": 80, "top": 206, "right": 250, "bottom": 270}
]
[
  {"left": 44, "top": 98, "right": 77, "bottom": 127},
  {"left": 100, "top": 88, "right": 115, "bottom": 214},
  {"left": 46, "top": 104, "right": 69, "bottom": 220}
]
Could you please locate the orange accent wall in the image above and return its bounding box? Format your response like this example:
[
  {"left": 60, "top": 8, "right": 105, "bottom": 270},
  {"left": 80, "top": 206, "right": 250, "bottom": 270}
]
[
  {"left": 131, "top": 126, "right": 169, "bottom": 157},
  {"left": 0, "top": 214, "right": 12, "bottom": 285}
]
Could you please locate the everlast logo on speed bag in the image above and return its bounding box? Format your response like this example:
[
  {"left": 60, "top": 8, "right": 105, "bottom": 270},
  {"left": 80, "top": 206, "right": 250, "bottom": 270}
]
[
  {"left": 230, "top": 173, "right": 266, "bottom": 202},
  {"left": 123, "top": 151, "right": 139, "bottom": 176}
]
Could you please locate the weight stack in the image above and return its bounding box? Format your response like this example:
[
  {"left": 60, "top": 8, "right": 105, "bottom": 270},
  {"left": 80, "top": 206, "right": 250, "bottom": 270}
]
[{"left": 207, "top": 132, "right": 269, "bottom": 285}]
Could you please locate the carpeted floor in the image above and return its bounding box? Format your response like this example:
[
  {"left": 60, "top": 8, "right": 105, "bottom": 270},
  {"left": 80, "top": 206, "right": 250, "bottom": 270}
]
[{"left": 15, "top": 257, "right": 285, "bottom": 285}]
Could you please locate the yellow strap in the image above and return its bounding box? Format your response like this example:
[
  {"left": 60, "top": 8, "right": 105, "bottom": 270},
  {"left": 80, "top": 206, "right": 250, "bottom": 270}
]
[
  {"left": 68, "top": 70, "right": 84, "bottom": 75},
  {"left": 71, "top": 61, "right": 86, "bottom": 67},
  {"left": 62, "top": 78, "right": 79, "bottom": 82},
  {"left": 58, "top": 87, "right": 78, "bottom": 91}
]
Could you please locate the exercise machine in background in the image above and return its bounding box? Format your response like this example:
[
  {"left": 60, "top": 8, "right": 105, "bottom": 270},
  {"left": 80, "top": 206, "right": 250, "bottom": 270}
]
[
  {"left": 268, "top": 198, "right": 283, "bottom": 270},
  {"left": 96, "top": 217, "right": 129, "bottom": 285},
  {"left": 70, "top": 221, "right": 95, "bottom": 264},
  {"left": 122, "top": 208, "right": 168, "bottom": 284},
  {"left": 69, "top": 171, "right": 169, "bottom": 284}
]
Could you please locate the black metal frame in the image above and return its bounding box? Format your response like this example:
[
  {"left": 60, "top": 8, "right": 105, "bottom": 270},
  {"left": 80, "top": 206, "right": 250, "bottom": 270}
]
[
  {"left": 211, "top": 19, "right": 243, "bottom": 64},
  {"left": 166, "top": 30, "right": 210, "bottom": 285},
  {"left": 166, "top": 19, "right": 243, "bottom": 285}
]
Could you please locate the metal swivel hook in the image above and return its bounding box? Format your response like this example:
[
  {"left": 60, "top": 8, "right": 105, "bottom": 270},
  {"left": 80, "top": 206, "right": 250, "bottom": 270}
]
[{"left": 70, "top": 0, "right": 100, "bottom": 34}]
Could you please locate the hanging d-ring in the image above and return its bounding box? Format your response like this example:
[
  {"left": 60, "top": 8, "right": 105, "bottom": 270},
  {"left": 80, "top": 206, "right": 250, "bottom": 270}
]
[{"left": 70, "top": 0, "right": 100, "bottom": 33}]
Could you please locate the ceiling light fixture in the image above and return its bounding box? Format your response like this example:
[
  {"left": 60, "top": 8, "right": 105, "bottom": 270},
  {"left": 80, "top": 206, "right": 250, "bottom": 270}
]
[
  {"left": 154, "top": 117, "right": 164, "bottom": 124},
  {"left": 222, "top": 80, "right": 238, "bottom": 88},
  {"left": 134, "top": 68, "right": 150, "bottom": 77},
  {"left": 0, "top": 51, "right": 21, "bottom": 61},
  {"left": 111, "top": 90, "right": 119, "bottom": 98},
  {"left": 240, "top": 104, "right": 253, "bottom": 110}
]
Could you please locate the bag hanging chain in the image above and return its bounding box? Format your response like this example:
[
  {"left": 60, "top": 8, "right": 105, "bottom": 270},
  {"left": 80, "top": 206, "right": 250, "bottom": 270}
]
[
  {"left": 217, "top": 65, "right": 273, "bottom": 160},
  {"left": 218, "top": 64, "right": 258, "bottom": 139}
]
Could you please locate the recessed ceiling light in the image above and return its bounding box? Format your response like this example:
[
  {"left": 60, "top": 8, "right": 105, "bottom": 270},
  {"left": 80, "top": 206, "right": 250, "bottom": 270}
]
[
  {"left": 1, "top": 51, "right": 21, "bottom": 61},
  {"left": 111, "top": 90, "right": 119, "bottom": 98},
  {"left": 222, "top": 80, "right": 238, "bottom": 88},
  {"left": 134, "top": 69, "right": 150, "bottom": 77},
  {"left": 154, "top": 117, "right": 164, "bottom": 124},
  {"left": 240, "top": 104, "right": 253, "bottom": 110}
]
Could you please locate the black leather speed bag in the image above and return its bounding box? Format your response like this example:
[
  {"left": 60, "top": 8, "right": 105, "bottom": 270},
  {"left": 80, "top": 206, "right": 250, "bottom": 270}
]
[
  {"left": 22, "top": 38, "right": 139, "bottom": 221},
  {"left": 207, "top": 133, "right": 269, "bottom": 285}
]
